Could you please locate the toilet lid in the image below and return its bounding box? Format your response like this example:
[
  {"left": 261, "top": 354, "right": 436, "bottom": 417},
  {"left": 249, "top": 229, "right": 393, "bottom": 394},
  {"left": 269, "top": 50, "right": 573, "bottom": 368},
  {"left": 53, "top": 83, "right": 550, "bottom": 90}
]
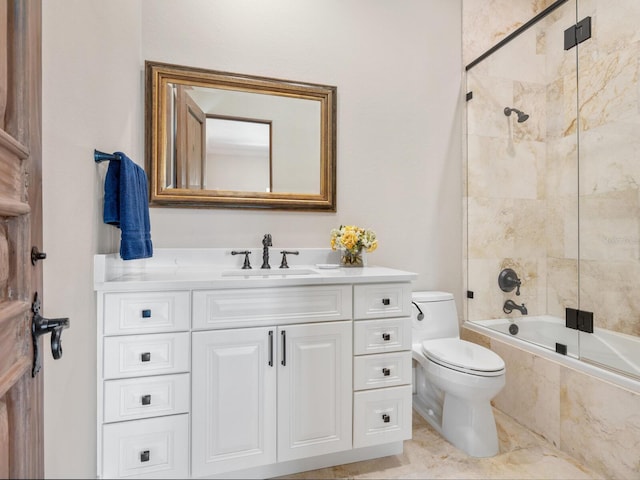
[{"left": 422, "top": 338, "right": 505, "bottom": 377}]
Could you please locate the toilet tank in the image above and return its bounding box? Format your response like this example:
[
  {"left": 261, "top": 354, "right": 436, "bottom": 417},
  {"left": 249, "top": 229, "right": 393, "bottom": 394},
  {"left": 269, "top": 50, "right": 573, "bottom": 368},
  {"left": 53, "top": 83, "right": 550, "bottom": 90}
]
[{"left": 412, "top": 291, "right": 460, "bottom": 341}]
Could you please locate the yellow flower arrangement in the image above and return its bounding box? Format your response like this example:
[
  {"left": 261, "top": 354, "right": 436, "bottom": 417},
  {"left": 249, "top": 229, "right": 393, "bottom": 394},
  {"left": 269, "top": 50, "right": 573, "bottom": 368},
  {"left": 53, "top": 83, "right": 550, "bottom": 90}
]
[{"left": 330, "top": 225, "right": 378, "bottom": 255}]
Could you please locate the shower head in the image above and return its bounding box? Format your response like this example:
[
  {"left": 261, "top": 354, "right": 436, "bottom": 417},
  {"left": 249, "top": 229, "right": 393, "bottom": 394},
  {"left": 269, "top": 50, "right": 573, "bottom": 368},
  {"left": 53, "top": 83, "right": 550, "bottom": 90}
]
[{"left": 504, "top": 106, "right": 529, "bottom": 123}]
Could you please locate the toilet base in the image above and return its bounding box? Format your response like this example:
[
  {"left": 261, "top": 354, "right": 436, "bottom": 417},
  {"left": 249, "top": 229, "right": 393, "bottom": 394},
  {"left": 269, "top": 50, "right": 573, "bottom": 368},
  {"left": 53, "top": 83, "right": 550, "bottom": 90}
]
[
  {"left": 413, "top": 392, "right": 500, "bottom": 458},
  {"left": 442, "top": 394, "right": 499, "bottom": 457},
  {"left": 412, "top": 361, "right": 502, "bottom": 458}
]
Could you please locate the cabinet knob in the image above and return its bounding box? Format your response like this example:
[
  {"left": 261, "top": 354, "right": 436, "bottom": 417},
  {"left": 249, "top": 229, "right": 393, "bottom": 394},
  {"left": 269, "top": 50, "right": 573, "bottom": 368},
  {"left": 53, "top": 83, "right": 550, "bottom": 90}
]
[
  {"left": 382, "top": 298, "right": 390, "bottom": 306},
  {"left": 141, "top": 352, "right": 151, "bottom": 362},
  {"left": 382, "top": 414, "right": 390, "bottom": 423},
  {"left": 382, "top": 333, "right": 391, "bottom": 341},
  {"left": 141, "top": 394, "right": 151, "bottom": 405},
  {"left": 141, "top": 309, "right": 152, "bottom": 318},
  {"left": 382, "top": 367, "right": 391, "bottom": 376},
  {"left": 140, "top": 450, "right": 150, "bottom": 462}
]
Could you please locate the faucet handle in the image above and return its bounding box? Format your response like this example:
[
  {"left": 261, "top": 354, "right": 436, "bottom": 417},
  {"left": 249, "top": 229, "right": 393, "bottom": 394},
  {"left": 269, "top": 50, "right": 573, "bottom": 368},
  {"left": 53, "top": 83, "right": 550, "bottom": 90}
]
[
  {"left": 279, "top": 250, "right": 299, "bottom": 268},
  {"left": 499, "top": 268, "right": 522, "bottom": 295},
  {"left": 231, "top": 250, "right": 252, "bottom": 269}
]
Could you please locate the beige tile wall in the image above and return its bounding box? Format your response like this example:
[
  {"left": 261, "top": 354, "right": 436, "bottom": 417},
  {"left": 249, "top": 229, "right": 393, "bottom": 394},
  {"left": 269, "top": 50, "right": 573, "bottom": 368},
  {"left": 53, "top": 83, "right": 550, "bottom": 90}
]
[
  {"left": 463, "top": 1, "right": 640, "bottom": 477},
  {"left": 464, "top": 0, "right": 640, "bottom": 335}
]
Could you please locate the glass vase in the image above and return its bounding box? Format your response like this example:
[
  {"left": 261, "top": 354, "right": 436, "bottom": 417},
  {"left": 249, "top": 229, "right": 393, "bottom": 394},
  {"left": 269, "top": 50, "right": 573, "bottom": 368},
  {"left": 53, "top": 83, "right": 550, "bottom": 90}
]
[{"left": 340, "top": 247, "right": 367, "bottom": 267}]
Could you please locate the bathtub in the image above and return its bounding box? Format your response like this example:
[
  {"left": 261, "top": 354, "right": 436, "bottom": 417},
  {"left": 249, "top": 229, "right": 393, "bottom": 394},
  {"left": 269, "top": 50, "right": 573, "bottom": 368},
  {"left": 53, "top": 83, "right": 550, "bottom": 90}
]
[{"left": 464, "top": 316, "right": 640, "bottom": 394}]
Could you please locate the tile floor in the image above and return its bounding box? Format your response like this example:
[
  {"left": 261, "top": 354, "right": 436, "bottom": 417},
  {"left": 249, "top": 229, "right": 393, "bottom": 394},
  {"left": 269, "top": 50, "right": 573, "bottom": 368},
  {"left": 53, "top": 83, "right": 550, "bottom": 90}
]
[{"left": 278, "top": 409, "right": 602, "bottom": 479}]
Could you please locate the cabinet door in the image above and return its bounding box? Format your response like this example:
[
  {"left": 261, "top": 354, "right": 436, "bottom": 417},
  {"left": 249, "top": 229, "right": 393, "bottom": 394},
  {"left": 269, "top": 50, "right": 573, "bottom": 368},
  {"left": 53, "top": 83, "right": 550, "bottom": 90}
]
[
  {"left": 192, "top": 327, "right": 276, "bottom": 477},
  {"left": 277, "top": 321, "right": 352, "bottom": 461}
]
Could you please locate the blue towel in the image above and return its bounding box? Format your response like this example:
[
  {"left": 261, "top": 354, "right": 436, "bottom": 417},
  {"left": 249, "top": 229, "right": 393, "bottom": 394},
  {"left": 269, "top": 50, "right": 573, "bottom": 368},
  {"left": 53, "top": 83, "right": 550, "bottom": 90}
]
[{"left": 103, "top": 152, "right": 153, "bottom": 260}]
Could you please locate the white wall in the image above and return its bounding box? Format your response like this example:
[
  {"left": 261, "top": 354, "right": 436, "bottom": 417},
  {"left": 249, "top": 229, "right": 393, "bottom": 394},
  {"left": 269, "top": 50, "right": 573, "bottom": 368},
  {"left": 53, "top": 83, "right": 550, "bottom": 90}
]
[{"left": 42, "top": 1, "right": 462, "bottom": 477}]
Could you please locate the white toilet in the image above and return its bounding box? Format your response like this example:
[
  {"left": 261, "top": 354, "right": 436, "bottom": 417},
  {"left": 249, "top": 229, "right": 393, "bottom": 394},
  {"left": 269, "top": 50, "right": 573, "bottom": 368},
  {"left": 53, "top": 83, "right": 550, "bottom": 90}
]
[{"left": 411, "top": 291, "right": 506, "bottom": 457}]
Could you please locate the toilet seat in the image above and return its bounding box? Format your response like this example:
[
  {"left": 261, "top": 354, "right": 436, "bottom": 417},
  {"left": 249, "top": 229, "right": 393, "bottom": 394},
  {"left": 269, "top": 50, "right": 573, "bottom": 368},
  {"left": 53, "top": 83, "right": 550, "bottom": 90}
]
[{"left": 421, "top": 338, "right": 505, "bottom": 377}]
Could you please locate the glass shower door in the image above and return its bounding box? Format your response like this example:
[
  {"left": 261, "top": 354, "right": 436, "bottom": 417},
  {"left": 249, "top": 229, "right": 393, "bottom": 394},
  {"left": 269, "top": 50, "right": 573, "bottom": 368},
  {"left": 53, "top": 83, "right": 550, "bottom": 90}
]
[
  {"left": 465, "top": 0, "right": 581, "bottom": 356},
  {"left": 576, "top": 0, "right": 640, "bottom": 379}
]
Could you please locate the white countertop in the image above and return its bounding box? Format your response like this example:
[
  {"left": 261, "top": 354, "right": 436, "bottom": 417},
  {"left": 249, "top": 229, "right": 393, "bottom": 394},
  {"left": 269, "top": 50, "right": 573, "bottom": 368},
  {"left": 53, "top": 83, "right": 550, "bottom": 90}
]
[{"left": 94, "top": 248, "right": 418, "bottom": 291}]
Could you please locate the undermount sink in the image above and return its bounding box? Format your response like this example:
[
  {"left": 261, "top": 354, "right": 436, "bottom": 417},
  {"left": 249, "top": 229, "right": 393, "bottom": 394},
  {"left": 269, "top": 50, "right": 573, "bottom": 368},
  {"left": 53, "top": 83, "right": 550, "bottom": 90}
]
[{"left": 221, "top": 268, "right": 317, "bottom": 277}]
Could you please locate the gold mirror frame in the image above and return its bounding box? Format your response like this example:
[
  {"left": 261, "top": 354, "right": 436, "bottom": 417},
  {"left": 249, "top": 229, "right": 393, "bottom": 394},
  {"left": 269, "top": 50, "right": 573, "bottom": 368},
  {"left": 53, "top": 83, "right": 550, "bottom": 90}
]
[{"left": 145, "top": 61, "right": 337, "bottom": 211}]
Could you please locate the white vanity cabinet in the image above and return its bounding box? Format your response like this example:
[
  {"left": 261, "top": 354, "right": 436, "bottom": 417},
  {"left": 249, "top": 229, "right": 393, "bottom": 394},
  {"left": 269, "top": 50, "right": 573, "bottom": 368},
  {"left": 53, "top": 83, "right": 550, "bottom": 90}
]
[
  {"left": 98, "top": 290, "right": 191, "bottom": 479},
  {"left": 95, "top": 250, "right": 417, "bottom": 479},
  {"left": 352, "top": 283, "right": 414, "bottom": 448},
  {"left": 191, "top": 320, "right": 352, "bottom": 477}
]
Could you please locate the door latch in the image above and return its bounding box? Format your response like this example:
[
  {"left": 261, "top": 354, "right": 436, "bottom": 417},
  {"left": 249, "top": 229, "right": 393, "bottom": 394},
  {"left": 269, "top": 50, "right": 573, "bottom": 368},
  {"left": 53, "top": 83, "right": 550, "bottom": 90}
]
[{"left": 31, "top": 292, "right": 70, "bottom": 377}]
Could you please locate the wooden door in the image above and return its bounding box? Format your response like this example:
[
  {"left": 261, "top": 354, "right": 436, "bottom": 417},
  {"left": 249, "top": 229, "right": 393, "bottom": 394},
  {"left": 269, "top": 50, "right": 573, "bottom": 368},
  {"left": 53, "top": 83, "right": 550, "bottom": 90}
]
[
  {"left": 191, "top": 327, "right": 277, "bottom": 477},
  {"left": 175, "top": 85, "right": 206, "bottom": 189},
  {"left": 0, "top": 0, "right": 44, "bottom": 478},
  {"left": 277, "top": 321, "right": 352, "bottom": 462}
]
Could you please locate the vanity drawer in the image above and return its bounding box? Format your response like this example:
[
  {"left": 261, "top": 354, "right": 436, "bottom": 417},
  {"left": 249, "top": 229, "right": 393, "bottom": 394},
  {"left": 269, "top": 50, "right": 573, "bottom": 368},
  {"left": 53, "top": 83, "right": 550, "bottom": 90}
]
[
  {"left": 192, "top": 285, "right": 352, "bottom": 330},
  {"left": 103, "top": 333, "right": 190, "bottom": 379},
  {"left": 353, "top": 283, "right": 412, "bottom": 320},
  {"left": 353, "top": 385, "right": 412, "bottom": 448},
  {"left": 103, "top": 373, "right": 190, "bottom": 423},
  {"left": 103, "top": 291, "right": 190, "bottom": 335},
  {"left": 353, "top": 351, "right": 412, "bottom": 391},
  {"left": 353, "top": 317, "right": 412, "bottom": 355},
  {"left": 102, "top": 414, "right": 189, "bottom": 479}
]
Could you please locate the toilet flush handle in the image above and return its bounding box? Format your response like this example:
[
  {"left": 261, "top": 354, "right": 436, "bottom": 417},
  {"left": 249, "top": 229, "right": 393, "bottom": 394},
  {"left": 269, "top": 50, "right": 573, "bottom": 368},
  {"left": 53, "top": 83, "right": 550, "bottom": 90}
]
[{"left": 412, "top": 301, "right": 424, "bottom": 320}]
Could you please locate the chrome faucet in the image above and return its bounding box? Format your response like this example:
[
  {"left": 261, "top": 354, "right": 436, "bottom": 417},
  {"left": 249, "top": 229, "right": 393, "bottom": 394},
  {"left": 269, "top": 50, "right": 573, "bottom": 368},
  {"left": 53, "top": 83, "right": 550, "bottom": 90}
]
[
  {"left": 503, "top": 299, "right": 527, "bottom": 315},
  {"left": 261, "top": 234, "right": 272, "bottom": 269}
]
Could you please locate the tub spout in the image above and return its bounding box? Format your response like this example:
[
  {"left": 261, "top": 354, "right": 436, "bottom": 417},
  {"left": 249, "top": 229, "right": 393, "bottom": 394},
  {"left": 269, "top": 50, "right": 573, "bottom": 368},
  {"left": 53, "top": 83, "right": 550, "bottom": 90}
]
[{"left": 503, "top": 299, "right": 527, "bottom": 315}]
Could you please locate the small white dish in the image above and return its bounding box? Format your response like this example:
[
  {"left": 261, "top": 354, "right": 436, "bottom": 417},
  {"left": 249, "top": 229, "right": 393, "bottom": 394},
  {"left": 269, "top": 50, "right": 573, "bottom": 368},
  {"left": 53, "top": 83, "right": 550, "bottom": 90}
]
[{"left": 316, "top": 263, "right": 340, "bottom": 269}]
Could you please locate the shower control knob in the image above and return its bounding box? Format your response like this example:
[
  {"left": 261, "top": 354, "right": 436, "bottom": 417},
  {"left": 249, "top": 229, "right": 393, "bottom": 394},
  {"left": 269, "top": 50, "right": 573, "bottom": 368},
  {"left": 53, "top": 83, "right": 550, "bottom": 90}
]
[{"left": 498, "top": 268, "right": 522, "bottom": 295}]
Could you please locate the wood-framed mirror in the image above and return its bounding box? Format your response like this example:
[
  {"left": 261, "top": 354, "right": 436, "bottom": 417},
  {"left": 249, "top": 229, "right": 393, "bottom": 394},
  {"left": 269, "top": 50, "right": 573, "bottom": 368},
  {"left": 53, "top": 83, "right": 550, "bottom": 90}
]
[{"left": 145, "top": 61, "right": 337, "bottom": 211}]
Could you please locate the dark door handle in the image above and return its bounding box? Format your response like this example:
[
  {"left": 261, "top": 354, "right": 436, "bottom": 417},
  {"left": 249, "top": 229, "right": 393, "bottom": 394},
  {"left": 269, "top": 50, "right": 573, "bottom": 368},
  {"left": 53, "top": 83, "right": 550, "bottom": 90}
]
[
  {"left": 31, "top": 292, "right": 70, "bottom": 377},
  {"left": 31, "top": 246, "right": 47, "bottom": 265}
]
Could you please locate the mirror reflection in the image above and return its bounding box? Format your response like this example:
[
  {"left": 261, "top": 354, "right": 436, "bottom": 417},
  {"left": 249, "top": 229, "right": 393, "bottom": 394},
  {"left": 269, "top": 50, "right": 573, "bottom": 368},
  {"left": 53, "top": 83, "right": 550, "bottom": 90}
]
[
  {"left": 205, "top": 116, "right": 272, "bottom": 193},
  {"left": 146, "top": 61, "right": 336, "bottom": 210}
]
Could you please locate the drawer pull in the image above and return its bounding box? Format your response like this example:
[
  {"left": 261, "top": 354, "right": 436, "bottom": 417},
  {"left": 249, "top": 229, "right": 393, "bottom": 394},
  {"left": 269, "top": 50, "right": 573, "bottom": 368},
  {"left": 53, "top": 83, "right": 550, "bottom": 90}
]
[
  {"left": 141, "top": 309, "right": 152, "bottom": 318},
  {"left": 268, "top": 330, "right": 274, "bottom": 367},
  {"left": 382, "top": 333, "right": 391, "bottom": 341},
  {"left": 382, "top": 367, "right": 391, "bottom": 376},
  {"left": 140, "top": 450, "right": 150, "bottom": 462},
  {"left": 141, "top": 352, "right": 151, "bottom": 362},
  {"left": 141, "top": 394, "right": 151, "bottom": 405},
  {"left": 382, "top": 298, "right": 390, "bottom": 306},
  {"left": 382, "top": 414, "right": 390, "bottom": 423}
]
